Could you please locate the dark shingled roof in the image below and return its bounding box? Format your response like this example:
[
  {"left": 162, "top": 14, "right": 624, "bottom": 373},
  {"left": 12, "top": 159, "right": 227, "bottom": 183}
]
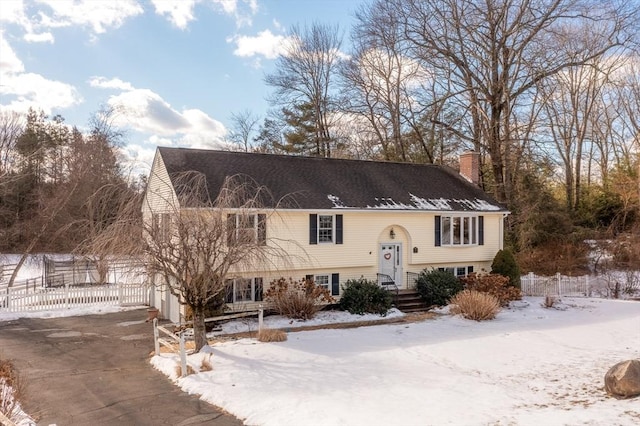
[{"left": 157, "top": 147, "right": 507, "bottom": 212}]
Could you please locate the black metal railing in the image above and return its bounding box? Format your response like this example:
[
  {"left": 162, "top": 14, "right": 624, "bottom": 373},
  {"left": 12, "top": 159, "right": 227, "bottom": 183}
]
[{"left": 406, "top": 272, "right": 420, "bottom": 290}]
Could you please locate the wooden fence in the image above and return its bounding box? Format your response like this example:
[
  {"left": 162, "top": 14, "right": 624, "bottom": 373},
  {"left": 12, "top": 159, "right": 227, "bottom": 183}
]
[
  {"left": 0, "top": 283, "right": 149, "bottom": 313},
  {"left": 153, "top": 318, "right": 188, "bottom": 377},
  {"left": 520, "top": 272, "right": 591, "bottom": 297}
]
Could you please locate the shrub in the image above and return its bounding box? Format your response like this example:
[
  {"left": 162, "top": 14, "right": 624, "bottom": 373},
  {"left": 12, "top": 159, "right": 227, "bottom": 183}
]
[
  {"left": 200, "top": 355, "right": 213, "bottom": 372},
  {"left": 460, "top": 272, "right": 522, "bottom": 306},
  {"left": 339, "top": 277, "right": 393, "bottom": 316},
  {"left": 449, "top": 290, "right": 500, "bottom": 321},
  {"left": 174, "top": 363, "right": 196, "bottom": 377},
  {"left": 0, "top": 358, "right": 23, "bottom": 422},
  {"left": 265, "top": 277, "right": 334, "bottom": 320},
  {"left": 257, "top": 328, "right": 288, "bottom": 342},
  {"left": 543, "top": 295, "right": 556, "bottom": 308},
  {"left": 491, "top": 249, "right": 521, "bottom": 288},
  {"left": 415, "top": 269, "right": 464, "bottom": 307}
]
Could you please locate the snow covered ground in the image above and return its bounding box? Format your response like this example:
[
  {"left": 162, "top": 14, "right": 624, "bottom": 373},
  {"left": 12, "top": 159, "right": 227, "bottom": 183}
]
[
  {"left": 1, "top": 288, "right": 639, "bottom": 425},
  {"left": 151, "top": 297, "right": 640, "bottom": 426}
]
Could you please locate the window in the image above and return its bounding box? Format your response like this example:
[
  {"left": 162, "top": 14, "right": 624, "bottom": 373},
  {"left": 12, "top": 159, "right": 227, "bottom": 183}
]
[
  {"left": 318, "top": 215, "right": 333, "bottom": 242},
  {"left": 315, "top": 274, "right": 329, "bottom": 290},
  {"left": 309, "top": 214, "right": 343, "bottom": 245},
  {"left": 306, "top": 273, "right": 340, "bottom": 296},
  {"left": 439, "top": 266, "right": 474, "bottom": 277},
  {"left": 227, "top": 213, "right": 266, "bottom": 246},
  {"left": 435, "top": 215, "right": 483, "bottom": 246},
  {"left": 225, "top": 277, "right": 263, "bottom": 303}
]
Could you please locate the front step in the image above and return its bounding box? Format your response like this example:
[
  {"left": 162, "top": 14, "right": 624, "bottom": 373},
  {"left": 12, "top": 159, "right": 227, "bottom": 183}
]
[{"left": 392, "top": 289, "right": 430, "bottom": 313}]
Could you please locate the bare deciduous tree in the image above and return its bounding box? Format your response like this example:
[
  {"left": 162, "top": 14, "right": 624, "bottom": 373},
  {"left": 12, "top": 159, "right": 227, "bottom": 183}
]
[
  {"left": 372, "top": 0, "right": 638, "bottom": 204},
  {"left": 265, "top": 22, "right": 344, "bottom": 157},
  {"left": 227, "top": 109, "right": 260, "bottom": 152},
  {"left": 89, "top": 171, "right": 299, "bottom": 351},
  {"left": 0, "top": 110, "right": 23, "bottom": 176}
]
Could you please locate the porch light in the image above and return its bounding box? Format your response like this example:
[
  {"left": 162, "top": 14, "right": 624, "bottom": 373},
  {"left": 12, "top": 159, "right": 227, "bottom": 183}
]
[{"left": 390, "top": 228, "right": 395, "bottom": 239}]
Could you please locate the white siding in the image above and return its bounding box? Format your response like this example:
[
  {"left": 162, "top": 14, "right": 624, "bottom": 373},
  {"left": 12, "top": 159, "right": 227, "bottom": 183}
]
[
  {"left": 142, "top": 150, "right": 178, "bottom": 221},
  {"left": 230, "top": 209, "right": 505, "bottom": 290},
  {"left": 144, "top": 150, "right": 181, "bottom": 321}
]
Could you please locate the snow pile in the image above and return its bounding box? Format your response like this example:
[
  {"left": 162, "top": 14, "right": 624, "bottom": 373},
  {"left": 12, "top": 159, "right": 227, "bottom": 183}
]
[{"left": 152, "top": 297, "right": 640, "bottom": 426}]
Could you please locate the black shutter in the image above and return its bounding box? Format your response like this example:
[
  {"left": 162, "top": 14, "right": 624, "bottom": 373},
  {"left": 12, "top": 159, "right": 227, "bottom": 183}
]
[
  {"left": 468, "top": 266, "right": 474, "bottom": 274},
  {"left": 331, "top": 273, "right": 340, "bottom": 296},
  {"left": 434, "top": 215, "right": 441, "bottom": 246},
  {"left": 225, "top": 280, "right": 234, "bottom": 304},
  {"left": 257, "top": 214, "right": 266, "bottom": 246},
  {"left": 309, "top": 214, "right": 318, "bottom": 245},
  {"left": 335, "top": 214, "right": 343, "bottom": 244},
  {"left": 478, "top": 216, "right": 484, "bottom": 246},
  {"left": 227, "top": 214, "right": 236, "bottom": 246},
  {"left": 305, "top": 274, "right": 314, "bottom": 283},
  {"left": 254, "top": 277, "right": 263, "bottom": 302}
]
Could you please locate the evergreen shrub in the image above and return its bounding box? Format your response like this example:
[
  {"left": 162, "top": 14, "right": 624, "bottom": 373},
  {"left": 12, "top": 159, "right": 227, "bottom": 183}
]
[
  {"left": 491, "top": 249, "right": 521, "bottom": 288},
  {"left": 339, "top": 277, "right": 393, "bottom": 316},
  {"left": 415, "top": 269, "right": 463, "bottom": 307}
]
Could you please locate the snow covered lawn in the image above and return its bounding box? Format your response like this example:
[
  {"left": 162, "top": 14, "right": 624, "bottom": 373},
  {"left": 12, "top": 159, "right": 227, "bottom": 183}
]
[{"left": 152, "top": 297, "right": 640, "bottom": 426}]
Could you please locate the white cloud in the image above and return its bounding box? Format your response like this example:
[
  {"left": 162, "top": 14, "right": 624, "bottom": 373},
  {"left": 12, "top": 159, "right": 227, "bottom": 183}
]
[
  {"left": 0, "top": 1, "right": 47, "bottom": 42},
  {"left": 0, "top": 32, "right": 25, "bottom": 74},
  {"left": 119, "top": 143, "right": 156, "bottom": 174},
  {"left": 89, "top": 76, "right": 135, "bottom": 91},
  {"left": 1, "top": 0, "right": 142, "bottom": 43},
  {"left": 210, "top": 0, "right": 258, "bottom": 28},
  {"left": 151, "top": 0, "right": 197, "bottom": 30},
  {"left": 0, "top": 0, "right": 28, "bottom": 25},
  {"left": 212, "top": 0, "right": 237, "bottom": 15},
  {"left": 0, "top": 72, "right": 82, "bottom": 114},
  {"left": 23, "top": 31, "right": 54, "bottom": 43},
  {"left": 0, "top": 31, "right": 81, "bottom": 114},
  {"left": 35, "top": 0, "right": 143, "bottom": 34},
  {"left": 229, "top": 29, "right": 290, "bottom": 59},
  {"left": 106, "top": 88, "right": 227, "bottom": 147}
]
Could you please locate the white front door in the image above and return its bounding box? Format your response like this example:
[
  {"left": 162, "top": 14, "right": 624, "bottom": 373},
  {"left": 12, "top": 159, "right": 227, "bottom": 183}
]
[{"left": 379, "top": 243, "right": 403, "bottom": 288}]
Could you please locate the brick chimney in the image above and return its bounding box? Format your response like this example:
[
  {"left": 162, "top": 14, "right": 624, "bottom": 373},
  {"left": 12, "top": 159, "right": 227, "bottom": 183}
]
[{"left": 459, "top": 150, "right": 480, "bottom": 185}]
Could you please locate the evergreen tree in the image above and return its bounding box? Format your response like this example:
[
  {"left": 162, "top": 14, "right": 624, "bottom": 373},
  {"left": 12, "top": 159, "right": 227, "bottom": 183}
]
[{"left": 491, "top": 249, "right": 521, "bottom": 289}]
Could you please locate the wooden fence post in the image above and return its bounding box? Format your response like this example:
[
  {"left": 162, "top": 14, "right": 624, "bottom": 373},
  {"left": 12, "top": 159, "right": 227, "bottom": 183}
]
[
  {"left": 153, "top": 318, "right": 160, "bottom": 355},
  {"left": 179, "top": 333, "right": 187, "bottom": 378}
]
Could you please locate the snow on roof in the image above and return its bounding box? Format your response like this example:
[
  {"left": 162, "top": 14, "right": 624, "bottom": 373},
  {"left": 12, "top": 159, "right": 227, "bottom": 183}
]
[{"left": 328, "top": 193, "right": 502, "bottom": 211}]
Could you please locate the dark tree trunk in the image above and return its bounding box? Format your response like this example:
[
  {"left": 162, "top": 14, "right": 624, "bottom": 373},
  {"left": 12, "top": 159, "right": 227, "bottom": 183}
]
[{"left": 193, "top": 305, "right": 208, "bottom": 351}]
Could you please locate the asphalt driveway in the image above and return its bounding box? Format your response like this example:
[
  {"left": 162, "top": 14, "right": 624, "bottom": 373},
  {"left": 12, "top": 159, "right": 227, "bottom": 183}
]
[{"left": 0, "top": 308, "right": 244, "bottom": 426}]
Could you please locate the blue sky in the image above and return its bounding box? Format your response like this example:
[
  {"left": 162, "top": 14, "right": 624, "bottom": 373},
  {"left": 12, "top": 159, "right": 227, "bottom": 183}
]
[{"left": 0, "top": 0, "right": 363, "bottom": 171}]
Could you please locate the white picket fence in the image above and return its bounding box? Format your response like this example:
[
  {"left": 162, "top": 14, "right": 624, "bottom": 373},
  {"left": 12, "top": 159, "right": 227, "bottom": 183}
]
[
  {"left": 0, "top": 283, "right": 149, "bottom": 313},
  {"left": 520, "top": 272, "right": 591, "bottom": 297}
]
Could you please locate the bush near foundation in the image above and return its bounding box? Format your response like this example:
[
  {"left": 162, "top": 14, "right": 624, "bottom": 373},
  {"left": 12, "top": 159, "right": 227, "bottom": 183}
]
[
  {"left": 339, "top": 277, "right": 393, "bottom": 316},
  {"left": 265, "top": 277, "right": 334, "bottom": 320},
  {"left": 491, "top": 249, "right": 521, "bottom": 288},
  {"left": 449, "top": 290, "right": 500, "bottom": 321},
  {"left": 460, "top": 272, "right": 522, "bottom": 306},
  {"left": 415, "top": 269, "right": 464, "bottom": 307}
]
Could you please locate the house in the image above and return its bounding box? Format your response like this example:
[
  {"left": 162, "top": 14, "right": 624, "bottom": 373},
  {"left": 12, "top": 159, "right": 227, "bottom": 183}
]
[{"left": 143, "top": 147, "right": 509, "bottom": 323}]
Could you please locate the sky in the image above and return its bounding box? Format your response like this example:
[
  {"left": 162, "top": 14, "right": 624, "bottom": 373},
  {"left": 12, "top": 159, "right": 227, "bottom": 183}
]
[
  {"left": 3, "top": 296, "right": 640, "bottom": 425},
  {"left": 0, "top": 0, "right": 363, "bottom": 173}
]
